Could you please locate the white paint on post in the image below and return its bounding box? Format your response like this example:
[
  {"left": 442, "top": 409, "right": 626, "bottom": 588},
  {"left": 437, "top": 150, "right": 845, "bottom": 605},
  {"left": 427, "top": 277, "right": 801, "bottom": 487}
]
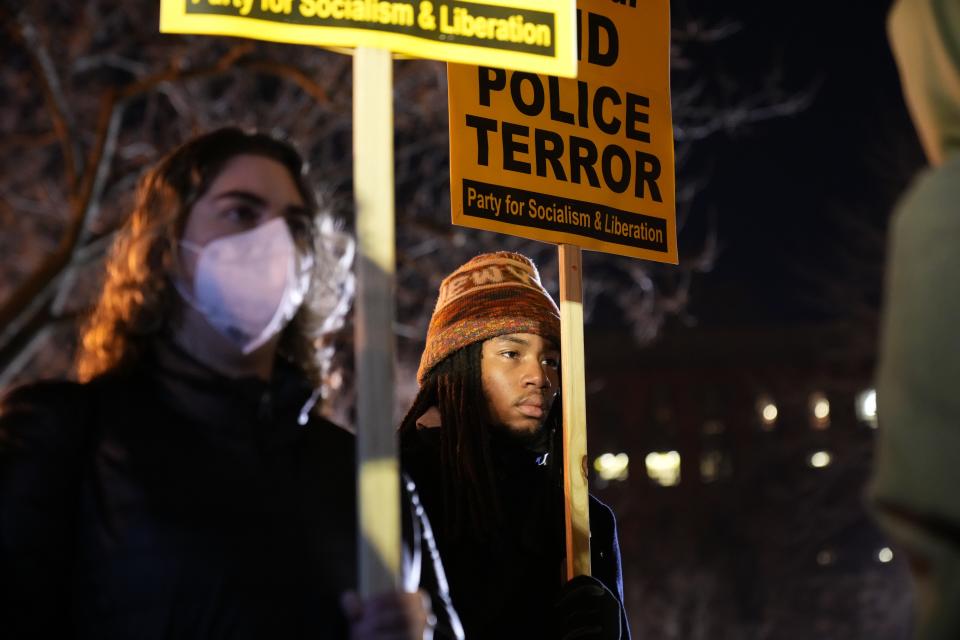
[
  {"left": 353, "top": 46, "right": 400, "bottom": 596},
  {"left": 559, "top": 243, "right": 591, "bottom": 579}
]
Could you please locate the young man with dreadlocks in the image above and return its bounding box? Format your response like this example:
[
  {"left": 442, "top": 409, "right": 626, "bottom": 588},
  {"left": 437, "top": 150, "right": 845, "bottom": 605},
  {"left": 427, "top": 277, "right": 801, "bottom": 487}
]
[{"left": 400, "top": 252, "right": 629, "bottom": 639}]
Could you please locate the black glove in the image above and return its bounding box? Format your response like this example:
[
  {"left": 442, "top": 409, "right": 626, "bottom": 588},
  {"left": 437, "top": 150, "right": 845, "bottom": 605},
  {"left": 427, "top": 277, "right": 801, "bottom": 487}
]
[{"left": 550, "top": 574, "right": 622, "bottom": 640}]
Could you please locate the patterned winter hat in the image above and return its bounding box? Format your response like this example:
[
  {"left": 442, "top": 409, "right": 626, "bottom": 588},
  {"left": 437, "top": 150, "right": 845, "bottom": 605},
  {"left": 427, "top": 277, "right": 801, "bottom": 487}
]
[{"left": 417, "top": 252, "right": 561, "bottom": 385}]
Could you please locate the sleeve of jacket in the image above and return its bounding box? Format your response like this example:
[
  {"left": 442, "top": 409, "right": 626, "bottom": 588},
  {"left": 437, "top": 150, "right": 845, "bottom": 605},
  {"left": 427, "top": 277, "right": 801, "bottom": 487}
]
[
  {"left": 401, "top": 473, "right": 464, "bottom": 640},
  {"left": 589, "top": 495, "right": 631, "bottom": 640},
  {"left": 0, "top": 380, "right": 91, "bottom": 638}
]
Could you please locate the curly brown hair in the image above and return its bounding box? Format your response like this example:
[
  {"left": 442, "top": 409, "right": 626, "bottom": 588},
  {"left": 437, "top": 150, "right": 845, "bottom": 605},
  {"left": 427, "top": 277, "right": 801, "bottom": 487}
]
[{"left": 76, "top": 127, "right": 354, "bottom": 395}]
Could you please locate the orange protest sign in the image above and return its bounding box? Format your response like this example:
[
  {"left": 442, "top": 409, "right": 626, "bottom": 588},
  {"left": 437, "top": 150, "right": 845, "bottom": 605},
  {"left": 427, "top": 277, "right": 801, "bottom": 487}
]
[{"left": 448, "top": 0, "right": 676, "bottom": 263}]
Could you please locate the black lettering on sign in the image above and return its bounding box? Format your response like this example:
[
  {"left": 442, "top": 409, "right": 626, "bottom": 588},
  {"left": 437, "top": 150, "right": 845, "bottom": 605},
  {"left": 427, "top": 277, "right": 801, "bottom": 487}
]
[
  {"left": 635, "top": 150, "right": 662, "bottom": 202},
  {"left": 548, "top": 77, "right": 575, "bottom": 124},
  {"left": 511, "top": 73, "right": 545, "bottom": 116},
  {"left": 465, "top": 114, "right": 497, "bottom": 165},
  {"left": 502, "top": 122, "right": 531, "bottom": 173},
  {"left": 594, "top": 85, "right": 621, "bottom": 135},
  {"left": 576, "top": 10, "right": 618, "bottom": 66},
  {"left": 475, "top": 67, "right": 651, "bottom": 140},
  {"left": 478, "top": 67, "right": 506, "bottom": 107},
  {"left": 464, "top": 114, "right": 664, "bottom": 203},
  {"left": 462, "top": 179, "right": 667, "bottom": 252},
  {"left": 570, "top": 136, "right": 600, "bottom": 187},
  {"left": 534, "top": 129, "right": 566, "bottom": 180},
  {"left": 601, "top": 145, "right": 631, "bottom": 193},
  {"left": 625, "top": 93, "right": 650, "bottom": 143}
]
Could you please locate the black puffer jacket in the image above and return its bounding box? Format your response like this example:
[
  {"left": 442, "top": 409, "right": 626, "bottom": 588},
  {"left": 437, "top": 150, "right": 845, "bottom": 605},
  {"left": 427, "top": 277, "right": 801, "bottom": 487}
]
[
  {"left": 0, "top": 355, "right": 461, "bottom": 639},
  {"left": 402, "top": 427, "right": 630, "bottom": 640}
]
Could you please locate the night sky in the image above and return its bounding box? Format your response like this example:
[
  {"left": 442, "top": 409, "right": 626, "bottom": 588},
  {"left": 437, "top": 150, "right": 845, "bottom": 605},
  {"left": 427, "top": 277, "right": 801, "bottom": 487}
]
[{"left": 677, "top": 0, "right": 925, "bottom": 330}]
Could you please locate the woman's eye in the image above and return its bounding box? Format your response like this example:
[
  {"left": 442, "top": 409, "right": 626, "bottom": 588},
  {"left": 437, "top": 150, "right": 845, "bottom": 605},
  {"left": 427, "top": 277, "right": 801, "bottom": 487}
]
[
  {"left": 223, "top": 205, "right": 260, "bottom": 226},
  {"left": 543, "top": 357, "right": 560, "bottom": 369},
  {"left": 500, "top": 350, "right": 520, "bottom": 359}
]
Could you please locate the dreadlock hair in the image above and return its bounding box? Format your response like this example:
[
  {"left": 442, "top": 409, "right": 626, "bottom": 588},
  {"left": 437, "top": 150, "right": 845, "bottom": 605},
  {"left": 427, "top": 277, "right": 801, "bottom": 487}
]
[{"left": 399, "top": 341, "right": 564, "bottom": 545}]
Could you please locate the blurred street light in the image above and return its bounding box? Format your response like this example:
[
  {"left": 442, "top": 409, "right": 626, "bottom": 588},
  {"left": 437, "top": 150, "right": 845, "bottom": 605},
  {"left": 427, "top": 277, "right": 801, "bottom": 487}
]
[
  {"left": 809, "top": 451, "right": 832, "bottom": 468},
  {"left": 856, "top": 388, "right": 878, "bottom": 428},
  {"left": 810, "top": 391, "right": 830, "bottom": 430},
  {"left": 645, "top": 451, "right": 681, "bottom": 487},
  {"left": 594, "top": 453, "right": 630, "bottom": 482},
  {"left": 757, "top": 395, "right": 778, "bottom": 430}
]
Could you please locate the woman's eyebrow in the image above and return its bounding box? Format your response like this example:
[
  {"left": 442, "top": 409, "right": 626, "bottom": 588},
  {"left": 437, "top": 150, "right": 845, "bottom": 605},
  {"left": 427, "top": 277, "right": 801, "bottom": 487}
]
[
  {"left": 214, "top": 190, "right": 267, "bottom": 206},
  {"left": 215, "top": 190, "right": 307, "bottom": 217}
]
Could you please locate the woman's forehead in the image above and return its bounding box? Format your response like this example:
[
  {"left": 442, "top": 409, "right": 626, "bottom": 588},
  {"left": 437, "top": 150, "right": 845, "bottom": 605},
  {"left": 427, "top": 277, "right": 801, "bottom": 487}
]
[{"left": 205, "top": 154, "right": 304, "bottom": 203}]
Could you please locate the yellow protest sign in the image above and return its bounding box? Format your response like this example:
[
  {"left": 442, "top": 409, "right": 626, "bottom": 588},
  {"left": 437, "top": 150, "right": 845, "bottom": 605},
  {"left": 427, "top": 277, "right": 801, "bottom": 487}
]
[
  {"left": 448, "top": 0, "right": 676, "bottom": 263},
  {"left": 160, "top": 0, "right": 577, "bottom": 77}
]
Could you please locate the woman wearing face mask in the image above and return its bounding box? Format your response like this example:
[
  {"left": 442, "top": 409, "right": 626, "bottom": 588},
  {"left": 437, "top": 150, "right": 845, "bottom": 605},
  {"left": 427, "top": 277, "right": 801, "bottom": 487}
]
[{"left": 0, "top": 128, "right": 461, "bottom": 640}]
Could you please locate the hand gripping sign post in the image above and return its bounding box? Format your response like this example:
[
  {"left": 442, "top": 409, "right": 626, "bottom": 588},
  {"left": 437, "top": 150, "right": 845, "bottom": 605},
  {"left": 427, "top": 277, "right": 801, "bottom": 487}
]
[
  {"left": 448, "top": 0, "right": 675, "bottom": 578},
  {"left": 160, "top": 0, "right": 576, "bottom": 596}
]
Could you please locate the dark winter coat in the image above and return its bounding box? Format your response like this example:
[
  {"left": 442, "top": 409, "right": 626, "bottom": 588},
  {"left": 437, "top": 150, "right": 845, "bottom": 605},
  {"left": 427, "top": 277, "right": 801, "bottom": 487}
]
[
  {"left": 402, "top": 426, "right": 630, "bottom": 639},
  {"left": 0, "top": 353, "right": 460, "bottom": 639}
]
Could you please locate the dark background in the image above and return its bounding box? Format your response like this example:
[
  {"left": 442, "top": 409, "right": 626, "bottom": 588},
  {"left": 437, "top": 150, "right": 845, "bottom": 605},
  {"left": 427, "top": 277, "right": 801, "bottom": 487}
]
[
  {"left": 0, "top": 0, "right": 928, "bottom": 637},
  {"left": 679, "top": 0, "right": 922, "bottom": 328},
  {"left": 584, "top": 2, "right": 925, "bottom": 637}
]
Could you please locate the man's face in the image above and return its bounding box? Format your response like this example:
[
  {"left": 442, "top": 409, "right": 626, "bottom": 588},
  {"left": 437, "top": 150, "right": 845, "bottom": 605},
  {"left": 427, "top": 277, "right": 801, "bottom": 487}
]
[{"left": 480, "top": 332, "right": 560, "bottom": 437}]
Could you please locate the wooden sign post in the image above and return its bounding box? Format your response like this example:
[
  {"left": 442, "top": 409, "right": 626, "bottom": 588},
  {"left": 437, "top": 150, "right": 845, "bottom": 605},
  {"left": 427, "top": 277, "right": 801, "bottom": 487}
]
[
  {"left": 353, "top": 46, "right": 400, "bottom": 595},
  {"left": 558, "top": 243, "right": 590, "bottom": 578}
]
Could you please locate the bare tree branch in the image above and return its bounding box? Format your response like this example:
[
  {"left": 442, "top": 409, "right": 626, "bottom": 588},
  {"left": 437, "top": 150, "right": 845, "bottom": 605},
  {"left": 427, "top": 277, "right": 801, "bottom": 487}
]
[{"left": 7, "top": 9, "right": 82, "bottom": 192}]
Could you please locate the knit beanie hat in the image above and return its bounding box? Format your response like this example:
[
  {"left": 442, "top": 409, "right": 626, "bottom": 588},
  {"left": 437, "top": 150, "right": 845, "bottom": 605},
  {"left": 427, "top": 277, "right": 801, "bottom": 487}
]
[{"left": 417, "top": 252, "right": 561, "bottom": 385}]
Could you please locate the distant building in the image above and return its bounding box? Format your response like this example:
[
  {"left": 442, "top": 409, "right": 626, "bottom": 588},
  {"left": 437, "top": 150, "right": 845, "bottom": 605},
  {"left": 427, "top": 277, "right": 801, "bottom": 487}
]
[{"left": 584, "top": 323, "right": 911, "bottom": 639}]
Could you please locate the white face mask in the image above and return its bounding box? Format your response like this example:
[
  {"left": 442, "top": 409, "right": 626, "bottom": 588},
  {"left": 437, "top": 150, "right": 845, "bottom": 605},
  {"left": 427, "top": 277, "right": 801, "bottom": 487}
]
[{"left": 176, "top": 217, "right": 312, "bottom": 355}]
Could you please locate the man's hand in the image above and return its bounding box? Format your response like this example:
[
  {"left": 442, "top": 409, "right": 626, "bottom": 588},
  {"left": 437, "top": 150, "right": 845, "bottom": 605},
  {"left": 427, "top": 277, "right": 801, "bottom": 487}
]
[
  {"left": 340, "top": 589, "right": 436, "bottom": 640},
  {"left": 551, "top": 575, "right": 622, "bottom": 640}
]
